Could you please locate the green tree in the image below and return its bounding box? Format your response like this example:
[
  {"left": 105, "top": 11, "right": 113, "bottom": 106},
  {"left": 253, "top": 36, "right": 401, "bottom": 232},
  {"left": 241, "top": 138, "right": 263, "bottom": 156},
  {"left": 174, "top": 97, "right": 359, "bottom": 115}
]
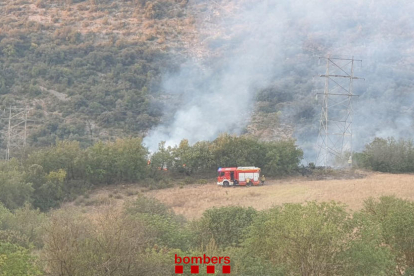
[
  {"left": 86, "top": 138, "right": 148, "bottom": 184},
  {"left": 111, "top": 138, "right": 149, "bottom": 182},
  {"left": 0, "top": 160, "right": 33, "bottom": 210},
  {"left": 149, "top": 141, "right": 173, "bottom": 177},
  {"left": 26, "top": 140, "right": 85, "bottom": 180},
  {"left": 32, "top": 169, "right": 67, "bottom": 211},
  {"left": 263, "top": 140, "right": 303, "bottom": 176},
  {"left": 186, "top": 141, "right": 215, "bottom": 175},
  {"left": 85, "top": 140, "right": 115, "bottom": 184},
  {"left": 211, "top": 134, "right": 302, "bottom": 176},
  {"left": 360, "top": 137, "right": 414, "bottom": 173}
]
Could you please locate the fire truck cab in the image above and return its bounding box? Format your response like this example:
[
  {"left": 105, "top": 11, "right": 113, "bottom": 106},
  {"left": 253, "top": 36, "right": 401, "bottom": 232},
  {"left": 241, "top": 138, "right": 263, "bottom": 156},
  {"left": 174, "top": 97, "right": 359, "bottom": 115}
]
[{"left": 217, "top": 167, "right": 261, "bottom": 187}]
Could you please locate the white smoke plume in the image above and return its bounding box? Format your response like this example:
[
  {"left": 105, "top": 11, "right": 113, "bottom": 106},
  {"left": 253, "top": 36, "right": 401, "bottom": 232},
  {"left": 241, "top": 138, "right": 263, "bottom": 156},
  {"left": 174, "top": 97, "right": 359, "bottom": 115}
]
[
  {"left": 144, "top": 0, "right": 414, "bottom": 160},
  {"left": 144, "top": 1, "right": 284, "bottom": 151}
]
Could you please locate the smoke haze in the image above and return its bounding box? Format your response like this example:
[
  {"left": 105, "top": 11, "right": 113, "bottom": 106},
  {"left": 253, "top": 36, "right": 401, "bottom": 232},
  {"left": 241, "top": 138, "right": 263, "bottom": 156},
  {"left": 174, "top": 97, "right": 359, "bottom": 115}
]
[{"left": 144, "top": 0, "right": 414, "bottom": 161}]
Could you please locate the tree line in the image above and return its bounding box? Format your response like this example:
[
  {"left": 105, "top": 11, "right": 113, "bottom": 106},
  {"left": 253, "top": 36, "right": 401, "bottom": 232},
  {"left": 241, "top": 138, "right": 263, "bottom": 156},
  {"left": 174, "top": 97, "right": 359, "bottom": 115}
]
[
  {"left": 150, "top": 134, "right": 303, "bottom": 177},
  {"left": 354, "top": 137, "right": 414, "bottom": 173},
  {"left": 0, "top": 135, "right": 303, "bottom": 212}
]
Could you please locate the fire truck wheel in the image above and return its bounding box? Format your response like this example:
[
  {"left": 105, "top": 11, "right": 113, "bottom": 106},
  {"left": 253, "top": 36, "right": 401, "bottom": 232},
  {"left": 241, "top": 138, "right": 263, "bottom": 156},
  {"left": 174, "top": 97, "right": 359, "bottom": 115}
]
[{"left": 223, "top": 181, "right": 229, "bottom": 187}]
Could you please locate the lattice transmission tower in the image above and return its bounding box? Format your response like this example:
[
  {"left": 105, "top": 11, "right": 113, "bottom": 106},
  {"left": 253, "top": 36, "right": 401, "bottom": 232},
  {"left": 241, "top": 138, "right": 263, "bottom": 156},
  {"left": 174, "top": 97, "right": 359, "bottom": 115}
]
[
  {"left": 3, "top": 106, "right": 33, "bottom": 160},
  {"left": 315, "top": 57, "right": 363, "bottom": 167}
]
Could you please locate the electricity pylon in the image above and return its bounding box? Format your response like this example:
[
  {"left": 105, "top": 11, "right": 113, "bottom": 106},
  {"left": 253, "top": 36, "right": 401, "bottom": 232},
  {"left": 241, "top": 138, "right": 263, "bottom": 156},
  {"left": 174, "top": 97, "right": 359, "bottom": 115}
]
[
  {"left": 315, "top": 56, "right": 363, "bottom": 167},
  {"left": 4, "top": 106, "right": 32, "bottom": 160}
]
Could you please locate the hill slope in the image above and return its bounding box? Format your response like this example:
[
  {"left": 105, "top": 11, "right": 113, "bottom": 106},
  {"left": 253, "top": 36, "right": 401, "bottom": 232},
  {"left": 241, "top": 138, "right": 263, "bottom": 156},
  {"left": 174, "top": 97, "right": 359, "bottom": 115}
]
[{"left": 1, "top": 0, "right": 414, "bottom": 160}]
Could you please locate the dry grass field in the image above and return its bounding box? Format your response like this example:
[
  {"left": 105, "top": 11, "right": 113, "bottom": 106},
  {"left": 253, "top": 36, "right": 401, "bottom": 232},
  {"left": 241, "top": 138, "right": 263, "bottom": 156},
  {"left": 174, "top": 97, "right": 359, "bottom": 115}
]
[
  {"left": 146, "top": 172, "right": 414, "bottom": 219},
  {"left": 65, "top": 171, "right": 414, "bottom": 220}
]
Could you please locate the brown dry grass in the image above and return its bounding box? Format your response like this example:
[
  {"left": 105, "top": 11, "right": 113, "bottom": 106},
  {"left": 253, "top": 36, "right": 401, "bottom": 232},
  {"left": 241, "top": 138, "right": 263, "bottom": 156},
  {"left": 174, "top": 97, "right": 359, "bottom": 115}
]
[
  {"left": 62, "top": 171, "right": 414, "bottom": 221},
  {"left": 0, "top": 0, "right": 202, "bottom": 55},
  {"left": 63, "top": 184, "right": 147, "bottom": 217},
  {"left": 146, "top": 172, "right": 414, "bottom": 219}
]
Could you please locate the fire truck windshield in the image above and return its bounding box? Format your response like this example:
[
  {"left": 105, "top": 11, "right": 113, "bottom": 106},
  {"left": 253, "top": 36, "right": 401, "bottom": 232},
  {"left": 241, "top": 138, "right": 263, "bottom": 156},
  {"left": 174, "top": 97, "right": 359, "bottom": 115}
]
[{"left": 219, "top": 172, "right": 225, "bottom": 177}]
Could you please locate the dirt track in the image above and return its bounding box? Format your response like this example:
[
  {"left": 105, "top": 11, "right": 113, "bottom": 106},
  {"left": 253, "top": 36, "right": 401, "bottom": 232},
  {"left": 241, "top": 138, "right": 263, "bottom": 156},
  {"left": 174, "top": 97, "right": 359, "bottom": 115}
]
[{"left": 147, "top": 172, "right": 414, "bottom": 219}]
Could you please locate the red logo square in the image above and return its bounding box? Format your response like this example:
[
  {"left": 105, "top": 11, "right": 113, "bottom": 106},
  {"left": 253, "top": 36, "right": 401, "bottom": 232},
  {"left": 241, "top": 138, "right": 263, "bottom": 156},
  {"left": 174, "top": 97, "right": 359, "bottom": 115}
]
[
  {"left": 191, "top": 265, "right": 199, "bottom": 274},
  {"left": 206, "top": 265, "right": 215, "bottom": 274},
  {"left": 175, "top": 265, "right": 183, "bottom": 274},
  {"left": 223, "top": 265, "right": 231, "bottom": 274}
]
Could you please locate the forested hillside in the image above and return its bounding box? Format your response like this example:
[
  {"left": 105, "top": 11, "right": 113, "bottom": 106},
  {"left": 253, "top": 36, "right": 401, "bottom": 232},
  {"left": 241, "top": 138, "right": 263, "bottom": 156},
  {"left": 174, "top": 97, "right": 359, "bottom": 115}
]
[
  {"left": 1, "top": 0, "right": 414, "bottom": 161},
  {"left": 0, "top": 0, "right": 197, "bottom": 151}
]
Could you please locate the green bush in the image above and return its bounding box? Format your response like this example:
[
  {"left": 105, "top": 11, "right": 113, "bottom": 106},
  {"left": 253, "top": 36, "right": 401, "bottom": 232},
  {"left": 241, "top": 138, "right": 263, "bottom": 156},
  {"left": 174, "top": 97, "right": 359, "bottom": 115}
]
[
  {"left": 0, "top": 242, "right": 42, "bottom": 276},
  {"left": 42, "top": 206, "right": 185, "bottom": 276},
  {"left": 125, "top": 195, "right": 172, "bottom": 219},
  {"left": 1, "top": 205, "right": 46, "bottom": 249},
  {"left": 32, "top": 170, "right": 66, "bottom": 211},
  {"left": 243, "top": 201, "right": 395, "bottom": 275},
  {"left": 229, "top": 247, "right": 286, "bottom": 276},
  {"left": 194, "top": 206, "right": 257, "bottom": 249},
  {"left": 23, "top": 138, "right": 148, "bottom": 210},
  {"left": 362, "top": 196, "right": 414, "bottom": 272},
  {"left": 42, "top": 208, "right": 149, "bottom": 276},
  {"left": 357, "top": 137, "right": 414, "bottom": 173},
  {"left": 0, "top": 230, "right": 31, "bottom": 249},
  {"left": 0, "top": 160, "right": 33, "bottom": 210},
  {"left": 25, "top": 140, "right": 85, "bottom": 181},
  {"left": 211, "top": 135, "right": 302, "bottom": 176},
  {"left": 125, "top": 196, "right": 191, "bottom": 250},
  {"left": 85, "top": 138, "right": 149, "bottom": 185}
]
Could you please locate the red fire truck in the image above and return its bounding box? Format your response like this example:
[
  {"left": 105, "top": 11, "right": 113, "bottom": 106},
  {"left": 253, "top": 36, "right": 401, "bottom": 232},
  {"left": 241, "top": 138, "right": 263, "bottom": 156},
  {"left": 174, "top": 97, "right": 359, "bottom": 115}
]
[{"left": 217, "top": 167, "right": 261, "bottom": 187}]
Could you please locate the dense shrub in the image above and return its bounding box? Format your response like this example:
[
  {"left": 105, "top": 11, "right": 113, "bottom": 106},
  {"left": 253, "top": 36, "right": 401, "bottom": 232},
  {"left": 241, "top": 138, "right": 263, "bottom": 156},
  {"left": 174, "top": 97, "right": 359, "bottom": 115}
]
[
  {"left": 1, "top": 193, "right": 411, "bottom": 276},
  {"left": 355, "top": 137, "right": 414, "bottom": 172},
  {"left": 0, "top": 204, "right": 46, "bottom": 249},
  {"left": 151, "top": 135, "right": 303, "bottom": 177},
  {"left": 243, "top": 201, "right": 395, "bottom": 276},
  {"left": 85, "top": 138, "right": 148, "bottom": 185},
  {"left": 0, "top": 160, "right": 33, "bottom": 210},
  {"left": 42, "top": 208, "right": 148, "bottom": 276},
  {"left": 25, "top": 140, "right": 86, "bottom": 180},
  {"left": 211, "top": 135, "right": 303, "bottom": 176},
  {"left": 125, "top": 195, "right": 172, "bottom": 218},
  {"left": 25, "top": 138, "right": 147, "bottom": 186},
  {"left": 194, "top": 206, "right": 257, "bottom": 249},
  {"left": 32, "top": 170, "right": 67, "bottom": 211},
  {"left": 42, "top": 205, "right": 183, "bottom": 276},
  {"left": 125, "top": 196, "right": 191, "bottom": 250},
  {"left": 22, "top": 138, "right": 148, "bottom": 210},
  {"left": 0, "top": 135, "right": 301, "bottom": 211},
  {"left": 0, "top": 242, "right": 41, "bottom": 275},
  {"left": 229, "top": 248, "right": 286, "bottom": 276},
  {"left": 362, "top": 196, "right": 414, "bottom": 273}
]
